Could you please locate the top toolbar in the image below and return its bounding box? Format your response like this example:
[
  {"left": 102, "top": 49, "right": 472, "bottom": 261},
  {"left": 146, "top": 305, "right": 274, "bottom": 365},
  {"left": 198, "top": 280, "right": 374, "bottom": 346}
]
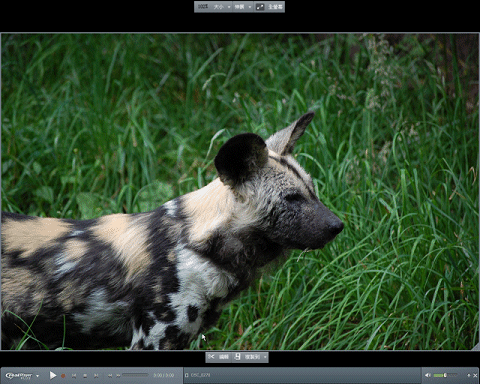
[{"left": 194, "top": 1, "right": 285, "bottom": 13}]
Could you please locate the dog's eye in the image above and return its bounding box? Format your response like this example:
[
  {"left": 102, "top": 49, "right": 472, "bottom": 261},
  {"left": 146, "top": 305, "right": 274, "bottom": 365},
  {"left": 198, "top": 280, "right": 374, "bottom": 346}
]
[{"left": 285, "top": 193, "right": 304, "bottom": 203}]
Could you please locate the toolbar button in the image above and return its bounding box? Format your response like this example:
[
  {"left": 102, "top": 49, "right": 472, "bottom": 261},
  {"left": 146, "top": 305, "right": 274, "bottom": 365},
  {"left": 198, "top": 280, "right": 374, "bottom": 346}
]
[
  {"left": 194, "top": 1, "right": 232, "bottom": 12},
  {"left": 254, "top": 1, "right": 284, "bottom": 12},
  {"left": 231, "top": 352, "right": 269, "bottom": 363},
  {"left": 233, "top": 1, "right": 254, "bottom": 11},
  {"left": 205, "top": 352, "right": 232, "bottom": 363}
]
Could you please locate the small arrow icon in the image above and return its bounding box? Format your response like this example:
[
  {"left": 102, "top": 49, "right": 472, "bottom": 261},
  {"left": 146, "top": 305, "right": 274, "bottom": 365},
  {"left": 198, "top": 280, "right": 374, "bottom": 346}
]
[{"left": 50, "top": 372, "right": 57, "bottom": 380}]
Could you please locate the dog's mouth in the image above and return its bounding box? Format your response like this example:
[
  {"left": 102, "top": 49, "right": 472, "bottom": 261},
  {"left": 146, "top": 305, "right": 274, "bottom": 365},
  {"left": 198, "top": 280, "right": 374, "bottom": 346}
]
[
  {"left": 285, "top": 241, "right": 324, "bottom": 252},
  {"left": 287, "top": 232, "right": 342, "bottom": 252}
]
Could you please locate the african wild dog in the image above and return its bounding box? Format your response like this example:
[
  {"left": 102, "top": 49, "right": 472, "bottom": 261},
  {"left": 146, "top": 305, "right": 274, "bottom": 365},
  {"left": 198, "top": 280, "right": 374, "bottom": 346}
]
[{"left": 1, "top": 111, "right": 343, "bottom": 350}]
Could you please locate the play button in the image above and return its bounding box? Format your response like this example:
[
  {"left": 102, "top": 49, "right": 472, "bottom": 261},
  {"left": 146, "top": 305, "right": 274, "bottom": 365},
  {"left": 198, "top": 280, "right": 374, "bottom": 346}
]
[{"left": 50, "top": 371, "right": 57, "bottom": 380}]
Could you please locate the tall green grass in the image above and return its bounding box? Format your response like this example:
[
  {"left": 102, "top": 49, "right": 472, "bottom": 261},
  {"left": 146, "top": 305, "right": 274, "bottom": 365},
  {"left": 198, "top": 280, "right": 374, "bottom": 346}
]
[{"left": 2, "top": 34, "right": 478, "bottom": 350}]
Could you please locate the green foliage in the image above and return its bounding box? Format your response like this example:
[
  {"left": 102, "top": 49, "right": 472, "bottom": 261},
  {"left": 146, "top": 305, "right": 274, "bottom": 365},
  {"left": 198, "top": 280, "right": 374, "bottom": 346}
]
[{"left": 2, "top": 34, "right": 478, "bottom": 350}]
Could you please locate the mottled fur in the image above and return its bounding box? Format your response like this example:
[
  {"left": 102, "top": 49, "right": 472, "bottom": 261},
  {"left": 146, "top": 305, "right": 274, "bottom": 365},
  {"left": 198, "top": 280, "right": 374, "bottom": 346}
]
[{"left": 1, "top": 112, "right": 343, "bottom": 350}]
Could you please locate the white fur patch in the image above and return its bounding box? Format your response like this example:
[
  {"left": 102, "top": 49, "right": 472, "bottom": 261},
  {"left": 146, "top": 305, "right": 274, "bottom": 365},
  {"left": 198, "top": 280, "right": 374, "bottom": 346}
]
[
  {"left": 131, "top": 325, "right": 147, "bottom": 347},
  {"left": 73, "top": 288, "right": 130, "bottom": 335},
  {"left": 170, "top": 246, "right": 236, "bottom": 333},
  {"left": 174, "top": 245, "right": 237, "bottom": 299},
  {"left": 54, "top": 253, "right": 77, "bottom": 279},
  {"left": 163, "top": 200, "right": 177, "bottom": 217}
]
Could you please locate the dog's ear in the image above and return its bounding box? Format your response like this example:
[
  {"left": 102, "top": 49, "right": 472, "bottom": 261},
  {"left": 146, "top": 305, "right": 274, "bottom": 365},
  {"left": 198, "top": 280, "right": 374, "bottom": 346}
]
[
  {"left": 266, "top": 111, "right": 315, "bottom": 156},
  {"left": 215, "top": 133, "right": 268, "bottom": 187}
]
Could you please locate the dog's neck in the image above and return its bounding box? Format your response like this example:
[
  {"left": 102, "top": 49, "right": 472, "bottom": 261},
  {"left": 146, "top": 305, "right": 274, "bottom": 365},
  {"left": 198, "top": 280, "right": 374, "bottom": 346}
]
[{"left": 180, "top": 178, "right": 285, "bottom": 281}]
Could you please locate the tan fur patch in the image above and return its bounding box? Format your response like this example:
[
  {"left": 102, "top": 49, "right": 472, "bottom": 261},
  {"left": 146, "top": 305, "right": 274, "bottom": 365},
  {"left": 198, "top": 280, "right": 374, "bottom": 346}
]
[
  {"left": 182, "top": 178, "right": 234, "bottom": 244},
  {"left": 63, "top": 238, "right": 88, "bottom": 263},
  {"left": 92, "top": 214, "right": 151, "bottom": 280},
  {"left": 1, "top": 266, "right": 45, "bottom": 316},
  {"left": 57, "top": 278, "right": 89, "bottom": 312},
  {"left": 153, "top": 276, "right": 164, "bottom": 304},
  {"left": 2, "top": 217, "right": 71, "bottom": 258},
  {"left": 167, "top": 250, "right": 176, "bottom": 263}
]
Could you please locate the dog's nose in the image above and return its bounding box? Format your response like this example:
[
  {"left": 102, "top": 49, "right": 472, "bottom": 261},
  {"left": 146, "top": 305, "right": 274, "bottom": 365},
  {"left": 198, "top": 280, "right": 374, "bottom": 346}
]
[
  {"left": 332, "top": 219, "right": 344, "bottom": 235},
  {"left": 327, "top": 216, "right": 344, "bottom": 237}
]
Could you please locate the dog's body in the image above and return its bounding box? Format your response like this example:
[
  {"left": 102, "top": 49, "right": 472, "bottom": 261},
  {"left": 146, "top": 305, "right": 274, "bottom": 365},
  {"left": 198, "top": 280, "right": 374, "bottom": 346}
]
[{"left": 1, "top": 112, "right": 343, "bottom": 350}]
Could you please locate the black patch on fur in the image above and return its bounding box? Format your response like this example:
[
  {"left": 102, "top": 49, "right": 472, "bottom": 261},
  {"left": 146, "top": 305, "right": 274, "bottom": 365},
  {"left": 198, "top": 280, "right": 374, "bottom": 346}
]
[
  {"left": 153, "top": 303, "right": 176, "bottom": 323},
  {"left": 1, "top": 211, "right": 36, "bottom": 222},
  {"left": 144, "top": 206, "right": 181, "bottom": 294},
  {"left": 143, "top": 342, "right": 155, "bottom": 350},
  {"left": 62, "top": 218, "right": 98, "bottom": 239},
  {"left": 187, "top": 305, "right": 199, "bottom": 323},
  {"left": 202, "top": 297, "right": 222, "bottom": 330},
  {"left": 131, "top": 338, "right": 145, "bottom": 350},
  {"left": 158, "top": 325, "right": 191, "bottom": 350}
]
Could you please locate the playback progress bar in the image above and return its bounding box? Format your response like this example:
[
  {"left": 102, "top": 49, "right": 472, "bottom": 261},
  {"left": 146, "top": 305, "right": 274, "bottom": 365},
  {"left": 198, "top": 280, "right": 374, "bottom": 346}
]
[{"left": 1, "top": 368, "right": 181, "bottom": 383}]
